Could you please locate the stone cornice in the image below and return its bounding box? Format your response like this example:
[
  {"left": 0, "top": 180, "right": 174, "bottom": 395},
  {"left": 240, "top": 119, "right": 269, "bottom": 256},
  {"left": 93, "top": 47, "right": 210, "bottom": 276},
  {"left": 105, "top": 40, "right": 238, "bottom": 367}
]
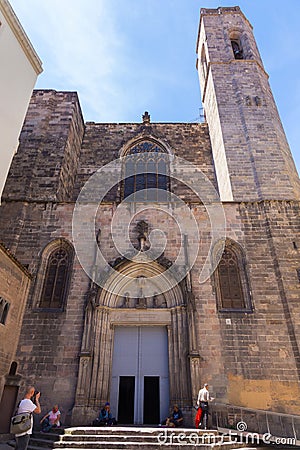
[
  {"left": 200, "top": 6, "right": 252, "bottom": 31},
  {"left": 0, "top": 0, "right": 42, "bottom": 74}
]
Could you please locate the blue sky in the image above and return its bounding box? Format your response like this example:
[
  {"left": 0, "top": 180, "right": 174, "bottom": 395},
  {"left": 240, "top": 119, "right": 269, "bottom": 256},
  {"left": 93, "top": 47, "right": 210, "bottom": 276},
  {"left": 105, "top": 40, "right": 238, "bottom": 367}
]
[{"left": 9, "top": 0, "right": 300, "bottom": 175}]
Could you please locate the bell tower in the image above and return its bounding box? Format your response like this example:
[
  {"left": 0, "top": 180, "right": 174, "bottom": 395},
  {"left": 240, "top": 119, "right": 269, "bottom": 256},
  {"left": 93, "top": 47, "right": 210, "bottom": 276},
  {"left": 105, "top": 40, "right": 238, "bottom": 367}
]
[{"left": 196, "top": 6, "right": 300, "bottom": 201}]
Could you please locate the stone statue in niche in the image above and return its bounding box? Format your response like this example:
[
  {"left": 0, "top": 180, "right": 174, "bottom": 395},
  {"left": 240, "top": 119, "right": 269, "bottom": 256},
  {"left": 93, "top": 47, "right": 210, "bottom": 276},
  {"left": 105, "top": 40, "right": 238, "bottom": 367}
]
[
  {"left": 136, "top": 296, "right": 147, "bottom": 309},
  {"left": 254, "top": 96, "right": 262, "bottom": 106},
  {"left": 245, "top": 95, "right": 252, "bottom": 106},
  {"left": 136, "top": 220, "right": 149, "bottom": 251},
  {"left": 118, "top": 292, "right": 169, "bottom": 309},
  {"left": 122, "top": 293, "right": 130, "bottom": 308}
]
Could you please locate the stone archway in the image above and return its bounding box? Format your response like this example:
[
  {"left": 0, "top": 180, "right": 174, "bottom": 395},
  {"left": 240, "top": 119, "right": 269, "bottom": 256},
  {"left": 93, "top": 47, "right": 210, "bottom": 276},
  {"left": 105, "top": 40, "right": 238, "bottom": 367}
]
[{"left": 72, "top": 258, "right": 195, "bottom": 425}]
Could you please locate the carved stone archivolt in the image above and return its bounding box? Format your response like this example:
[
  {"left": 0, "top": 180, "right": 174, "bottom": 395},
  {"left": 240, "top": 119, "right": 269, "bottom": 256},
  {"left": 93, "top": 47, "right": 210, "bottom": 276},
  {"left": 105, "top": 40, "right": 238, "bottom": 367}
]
[{"left": 73, "top": 257, "right": 199, "bottom": 425}]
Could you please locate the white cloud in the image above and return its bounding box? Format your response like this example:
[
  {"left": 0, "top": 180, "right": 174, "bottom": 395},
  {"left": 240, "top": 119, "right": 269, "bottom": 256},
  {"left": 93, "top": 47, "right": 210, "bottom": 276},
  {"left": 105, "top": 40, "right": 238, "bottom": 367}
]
[
  {"left": 10, "top": 0, "right": 135, "bottom": 120},
  {"left": 9, "top": 0, "right": 201, "bottom": 123}
]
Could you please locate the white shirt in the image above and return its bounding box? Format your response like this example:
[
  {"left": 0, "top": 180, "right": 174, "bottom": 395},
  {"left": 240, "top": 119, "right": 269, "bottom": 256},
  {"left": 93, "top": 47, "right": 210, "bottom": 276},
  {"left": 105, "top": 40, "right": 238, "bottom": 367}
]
[
  {"left": 15, "top": 399, "right": 37, "bottom": 437},
  {"left": 197, "top": 387, "right": 210, "bottom": 403}
]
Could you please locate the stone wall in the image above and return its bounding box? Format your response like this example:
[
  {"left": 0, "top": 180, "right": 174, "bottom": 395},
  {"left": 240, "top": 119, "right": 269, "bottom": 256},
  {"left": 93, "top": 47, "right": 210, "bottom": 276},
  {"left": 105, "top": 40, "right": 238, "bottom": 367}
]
[
  {"left": 0, "top": 86, "right": 299, "bottom": 425},
  {"left": 0, "top": 243, "right": 31, "bottom": 432},
  {"left": 1, "top": 198, "right": 299, "bottom": 421},
  {"left": 2, "top": 90, "right": 85, "bottom": 203},
  {"left": 0, "top": 244, "right": 31, "bottom": 385},
  {"left": 173, "top": 200, "right": 300, "bottom": 415}
]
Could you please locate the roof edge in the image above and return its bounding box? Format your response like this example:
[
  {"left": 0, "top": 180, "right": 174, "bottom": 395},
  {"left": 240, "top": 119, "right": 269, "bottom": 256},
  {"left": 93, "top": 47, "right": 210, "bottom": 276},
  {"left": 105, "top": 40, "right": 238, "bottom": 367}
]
[
  {"left": 0, "top": 241, "right": 32, "bottom": 278},
  {"left": 0, "top": 0, "right": 43, "bottom": 74}
]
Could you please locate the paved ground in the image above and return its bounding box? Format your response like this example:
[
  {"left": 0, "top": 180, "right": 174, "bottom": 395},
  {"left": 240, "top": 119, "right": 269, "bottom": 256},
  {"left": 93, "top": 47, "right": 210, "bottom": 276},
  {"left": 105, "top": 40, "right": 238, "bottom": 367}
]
[{"left": 0, "top": 440, "right": 15, "bottom": 450}]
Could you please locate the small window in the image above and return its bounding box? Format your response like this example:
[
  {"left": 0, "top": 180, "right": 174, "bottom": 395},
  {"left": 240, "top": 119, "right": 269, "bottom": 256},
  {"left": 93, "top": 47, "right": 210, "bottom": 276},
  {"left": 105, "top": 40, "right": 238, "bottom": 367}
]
[
  {"left": 231, "top": 40, "right": 243, "bottom": 60},
  {"left": 0, "top": 297, "right": 10, "bottom": 325}
]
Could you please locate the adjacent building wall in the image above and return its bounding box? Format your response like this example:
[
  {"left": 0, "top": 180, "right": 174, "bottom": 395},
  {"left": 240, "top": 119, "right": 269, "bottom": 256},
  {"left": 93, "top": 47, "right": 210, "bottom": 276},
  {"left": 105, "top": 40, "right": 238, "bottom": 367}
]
[
  {"left": 0, "top": 0, "right": 42, "bottom": 201},
  {"left": 0, "top": 244, "right": 31, "bottom": 434}
]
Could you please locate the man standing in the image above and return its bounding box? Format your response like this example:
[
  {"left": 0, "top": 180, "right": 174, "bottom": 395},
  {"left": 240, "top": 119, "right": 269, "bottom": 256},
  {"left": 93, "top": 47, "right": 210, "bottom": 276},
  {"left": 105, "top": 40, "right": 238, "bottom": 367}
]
[
  {"left": 15, "top": 386, "right": 41, "bottom": 450},
  {"left": 197, "top": 383, "right": 214, "bottom": 429}
]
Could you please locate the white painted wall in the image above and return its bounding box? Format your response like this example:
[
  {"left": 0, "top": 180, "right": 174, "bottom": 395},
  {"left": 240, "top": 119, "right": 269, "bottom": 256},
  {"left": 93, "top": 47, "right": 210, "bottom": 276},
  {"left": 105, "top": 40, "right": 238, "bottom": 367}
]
[{"left": 0, "top": 0, "right": 42, "bottom": 201}]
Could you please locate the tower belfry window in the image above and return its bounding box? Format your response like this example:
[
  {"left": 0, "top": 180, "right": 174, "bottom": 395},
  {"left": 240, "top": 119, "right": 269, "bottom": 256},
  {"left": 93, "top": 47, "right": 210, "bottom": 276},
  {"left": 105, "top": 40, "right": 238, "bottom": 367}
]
[
  {"left": 200, "top": 44, "right": 208, "bottom": 80},
  {"left": 231, "top": 40, "right": 243, "bottom": 60}
]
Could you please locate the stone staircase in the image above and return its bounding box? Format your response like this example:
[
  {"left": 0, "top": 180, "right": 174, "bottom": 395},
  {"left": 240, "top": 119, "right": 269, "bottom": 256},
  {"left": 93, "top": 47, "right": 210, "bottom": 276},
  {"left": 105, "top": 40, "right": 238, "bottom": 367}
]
[{"left": 27, "top": 427, "right": 258, "bottom": 450}]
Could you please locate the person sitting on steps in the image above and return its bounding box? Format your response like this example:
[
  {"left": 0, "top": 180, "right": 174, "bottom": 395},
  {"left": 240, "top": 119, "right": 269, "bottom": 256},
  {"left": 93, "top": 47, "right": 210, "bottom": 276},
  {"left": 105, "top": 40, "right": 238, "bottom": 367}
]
[
  {"left": 165, "top": 405, "right": 183, "bottom": 428},
  {"left": 40, "top": 404, "right": 61, "bottom": 432},
  {"left": 92, "top": 402, "right": 117, "bottom": 426}
]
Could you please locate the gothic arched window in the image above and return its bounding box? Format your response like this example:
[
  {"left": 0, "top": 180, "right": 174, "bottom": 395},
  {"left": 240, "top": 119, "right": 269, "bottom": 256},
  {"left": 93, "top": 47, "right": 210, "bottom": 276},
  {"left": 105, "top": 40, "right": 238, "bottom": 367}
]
[
  {"left": 215, "top": 242, "right": 252, "bottom": 311},
  {"left": 122, "top": 140, "right": 169, "bottom": 201},
  {"left": 35, "top": 240, "right": 74, "bottom": 310}
]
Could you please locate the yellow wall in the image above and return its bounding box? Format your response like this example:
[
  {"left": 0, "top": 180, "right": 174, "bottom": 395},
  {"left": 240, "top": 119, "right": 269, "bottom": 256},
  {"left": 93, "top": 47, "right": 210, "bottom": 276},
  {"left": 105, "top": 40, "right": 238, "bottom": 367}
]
[{"left": 228, "top": 373, "right": 300, "bottom": 414}]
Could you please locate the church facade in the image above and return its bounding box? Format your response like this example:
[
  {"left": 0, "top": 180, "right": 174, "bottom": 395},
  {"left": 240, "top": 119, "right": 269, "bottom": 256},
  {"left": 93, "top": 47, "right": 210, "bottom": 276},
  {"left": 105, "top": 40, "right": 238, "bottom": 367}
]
[{"left": 0, "top": 7, "right": 300, "bottom": 427}]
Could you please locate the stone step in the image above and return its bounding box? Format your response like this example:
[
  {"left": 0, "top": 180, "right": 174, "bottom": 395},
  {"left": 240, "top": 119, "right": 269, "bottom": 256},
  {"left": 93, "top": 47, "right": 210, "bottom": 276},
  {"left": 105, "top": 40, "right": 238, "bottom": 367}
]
[
  {"left": 32, "top": 432, "right": 64, "bottom": 441},
  {"left": 28, "top": 428, "right": 253, "bottom": 450},
  {"left": 64, "top": 427, "right": 219, "bottom": 436},
  {"left": 57, "top": 435, "right": 233, "bottom": 443},
  {"left": 29, "top": 446, "right": 54, "bottom": 450},
  {"left": 43, "top": 445, "right": 250, "bottom": 450},
  {"left": 30, "top": 438, "right": 57, "bottom": 449},
  {"left": 52, "top": 434, "right": 233, "bottom": 446}
]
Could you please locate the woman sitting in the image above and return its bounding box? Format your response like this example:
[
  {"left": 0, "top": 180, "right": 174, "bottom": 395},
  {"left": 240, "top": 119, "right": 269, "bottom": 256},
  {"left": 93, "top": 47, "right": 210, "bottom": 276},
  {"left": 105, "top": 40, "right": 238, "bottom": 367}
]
[{"left": 40, "top": 405, "right": 61, "bottom": 432}]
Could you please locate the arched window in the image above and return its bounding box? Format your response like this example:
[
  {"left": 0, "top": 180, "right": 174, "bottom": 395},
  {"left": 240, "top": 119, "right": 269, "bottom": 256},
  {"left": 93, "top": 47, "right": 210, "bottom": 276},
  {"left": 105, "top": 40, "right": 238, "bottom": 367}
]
[
  {"left": 36, "top": 240, "right": 74, "bottom": 310},
  {"left": 215, "top": 241, "right": 252, "bottom": 311},
  {"left": 0, "top": 297, "right": 10, "bottom": 325},
  {"left": 201, "top": 44, "right": 208, "bottom": 80},
  {"left": 9, "top": 361, "right": 18, "bottom": 376},
  {"left": 122, "top": 140, "right": 169, "bottom": 201}
]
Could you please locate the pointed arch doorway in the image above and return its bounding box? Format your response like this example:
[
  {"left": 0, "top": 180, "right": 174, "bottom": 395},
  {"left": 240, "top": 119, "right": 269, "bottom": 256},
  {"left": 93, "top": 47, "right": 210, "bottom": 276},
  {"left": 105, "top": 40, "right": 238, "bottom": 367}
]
[
  {"left": 73, "top": 258, "right": 198, "bottom": 426},
  {"left": 111, "top": 326, "right": 169, "bottom": 425}
]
